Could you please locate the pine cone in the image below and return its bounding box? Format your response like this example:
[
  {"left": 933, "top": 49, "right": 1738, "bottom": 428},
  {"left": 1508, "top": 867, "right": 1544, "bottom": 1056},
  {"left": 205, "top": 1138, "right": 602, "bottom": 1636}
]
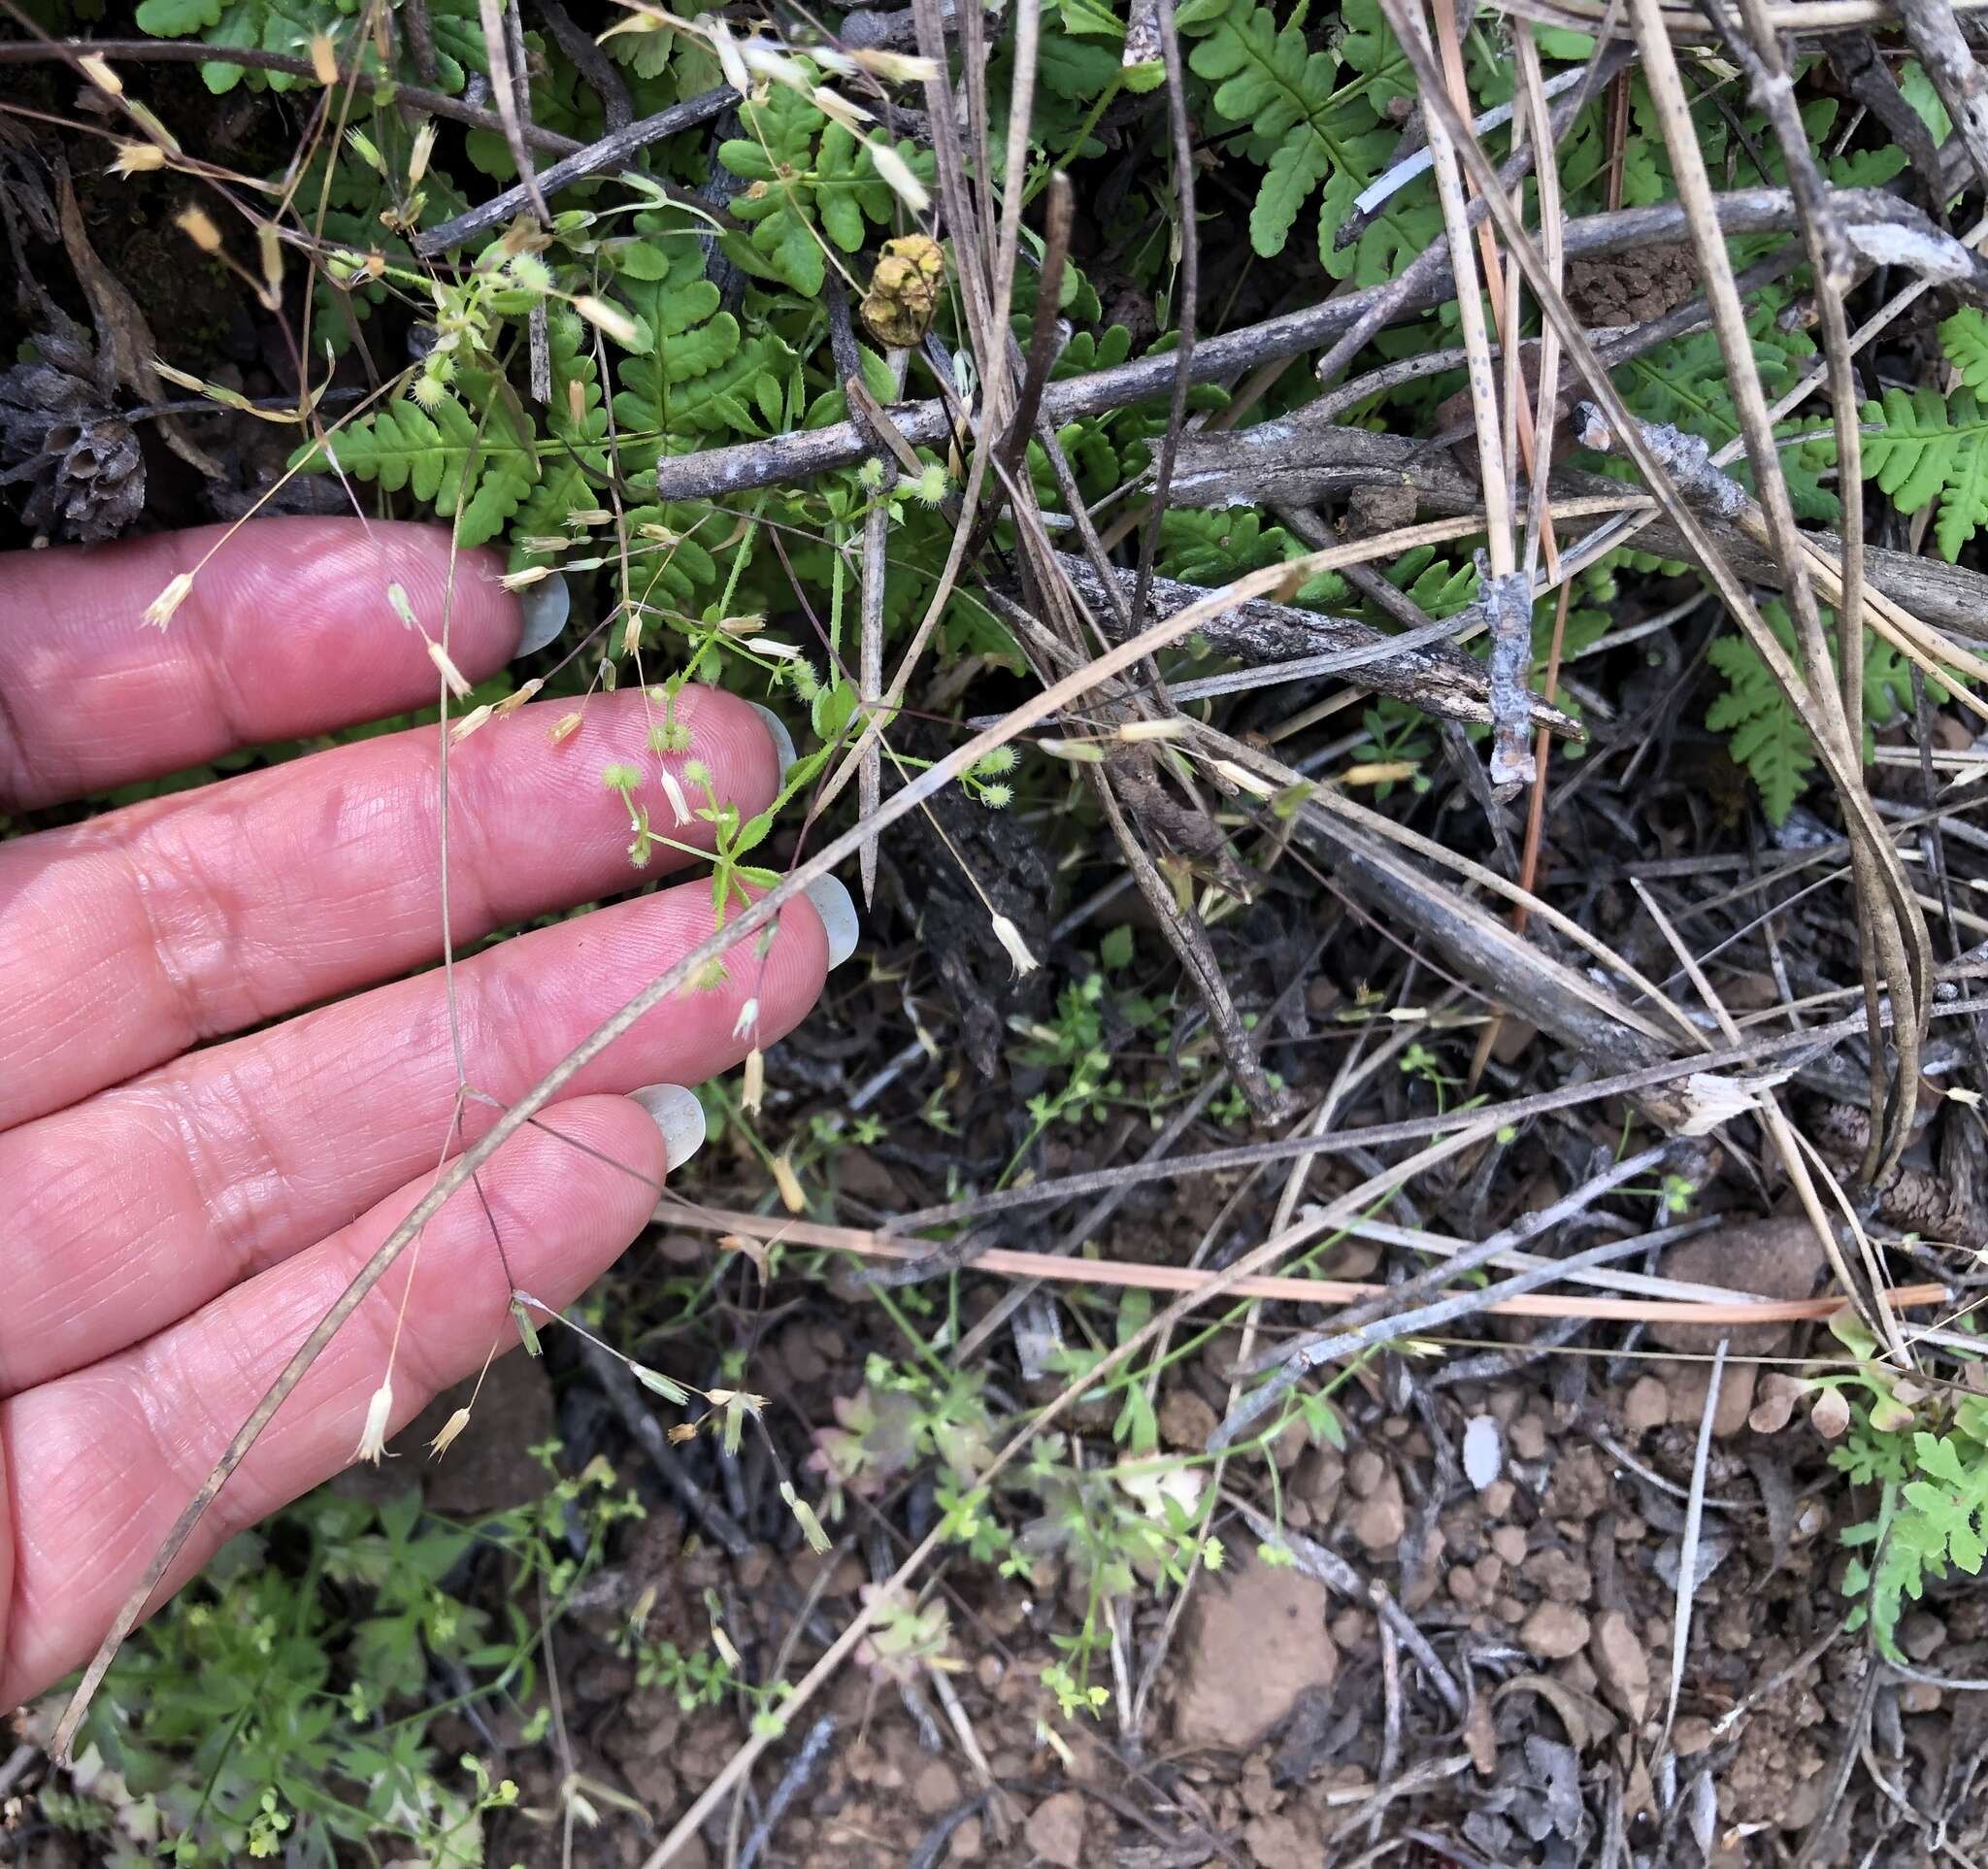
[{"left": 0, "top": 351, "right": 144, "bottom": 544}]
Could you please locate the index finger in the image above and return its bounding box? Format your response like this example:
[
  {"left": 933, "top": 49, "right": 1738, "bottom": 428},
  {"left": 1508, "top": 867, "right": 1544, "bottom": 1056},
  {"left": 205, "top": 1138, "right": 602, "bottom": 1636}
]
[{"left": 0, "top": 519, "right": 528, "bottom": 812}]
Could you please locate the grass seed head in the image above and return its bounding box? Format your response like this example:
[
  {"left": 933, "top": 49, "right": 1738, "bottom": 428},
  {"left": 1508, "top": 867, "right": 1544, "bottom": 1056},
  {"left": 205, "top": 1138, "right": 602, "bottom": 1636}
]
[
  {"left": 143, "top": 571, "right": 196, "bottom": 630},
  {"left": 427, "top": 1407, "right": 472, "bottom": 1457},
  {"left": 354, "top": 1379, "right": 394, "bottom": 1464}
]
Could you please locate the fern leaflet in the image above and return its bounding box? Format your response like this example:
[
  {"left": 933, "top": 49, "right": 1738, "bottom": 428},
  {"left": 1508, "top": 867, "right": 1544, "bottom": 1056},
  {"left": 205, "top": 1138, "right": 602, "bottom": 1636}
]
[
  {"left": 1706, "top": 603, "right": 1942, "bottom": 825},
  {"left": 296, "top": 392, "right": 539, "bottom": 550},
  {"left": 1862, "top": 384, "right": 1988, "bottom": 563},
  {"left": 1176, "top": 0, "right": 1404, "bottom": 274},
  {"left": 1843, "top": 1431, "right": 1988, "bottom": 1656}
]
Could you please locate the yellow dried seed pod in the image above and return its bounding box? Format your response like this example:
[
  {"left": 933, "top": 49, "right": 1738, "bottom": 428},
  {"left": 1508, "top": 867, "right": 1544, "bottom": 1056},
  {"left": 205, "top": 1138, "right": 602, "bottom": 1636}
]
[{"left": 860, "top": 233, "right": 945, "bottom": 350}]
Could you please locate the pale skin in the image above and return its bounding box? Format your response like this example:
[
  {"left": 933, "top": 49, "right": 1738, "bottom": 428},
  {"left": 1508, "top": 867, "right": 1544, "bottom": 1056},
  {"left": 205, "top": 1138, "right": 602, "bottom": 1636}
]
[{"left": 0, "top": 517, "right": 833, "bottom": 1709}]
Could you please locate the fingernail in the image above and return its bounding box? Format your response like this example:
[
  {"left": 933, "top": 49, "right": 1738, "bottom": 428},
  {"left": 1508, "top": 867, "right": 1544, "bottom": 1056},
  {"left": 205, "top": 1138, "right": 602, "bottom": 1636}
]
[
  {"left": 805, "top": 875, "right": 859, "bottom": 970},
  {"left": 629, "top": 1083, "right": 706, "bottom": 1171},
  {"left": 514, "top": 571, "right": 571, "bottom": 659},
  {"left": 750, "top": 702, "right": 796, "bottom": 776}
]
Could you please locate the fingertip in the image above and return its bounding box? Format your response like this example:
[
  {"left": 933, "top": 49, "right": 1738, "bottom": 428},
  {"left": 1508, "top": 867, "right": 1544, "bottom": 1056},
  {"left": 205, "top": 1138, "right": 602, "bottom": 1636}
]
[
  {"left": 750, "top": 883, "right": 837, "bottom": 1048},
  {"left": 513, "top": 570, "right": 570, "bottom": 659},
  {"left": 501, "top": 1093, "right": 667, "bottom": 1252},
  {"left": 748, "top": 702, "right": 797, "bottom": 775},
  {"left": 628, "top": 1083, "right": 707, "bottom": 1172},
  {"left": 803, "top": 874, "right": 859, "bottom": 970},
  {"left": 668, "top": 687, "right": 787, "bottom": 816},
  {"left": 290, "top": 525, "right": 521, "bottom": 680}
]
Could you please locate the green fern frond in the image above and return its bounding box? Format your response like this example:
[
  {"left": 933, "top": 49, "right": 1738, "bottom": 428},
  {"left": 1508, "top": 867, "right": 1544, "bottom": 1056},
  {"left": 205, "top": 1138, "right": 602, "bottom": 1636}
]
[
  {"left": 1863, "top": 1432, "right": 1988, "bottom": 1655},
  {"left": 1706, "top": 628, "right": 1815, "bottom": 827},
  {"left": 613, "top": 499, "right": 727, "bottom": 617},
  {"left": 1943, "top": 308, "right": 1988, "bottom": 394},
  {"left": 294, "top": 392, "right": 539, "bottom": 550},
  {"left": 1176, "top": 0, "right": 1406, "bottom": 276},
  {"left": 1157, "top": 510, "right": 1295, "bottom": 586},
  {"left": 1705, "top": 602, "right": 1945, "bottom": 825},
  {"left": 1862, "top": 384, "right": 1988, "bottom": 563},
  {"left": 1619, "top": 297, "right": 1834, "bottom": 521}
]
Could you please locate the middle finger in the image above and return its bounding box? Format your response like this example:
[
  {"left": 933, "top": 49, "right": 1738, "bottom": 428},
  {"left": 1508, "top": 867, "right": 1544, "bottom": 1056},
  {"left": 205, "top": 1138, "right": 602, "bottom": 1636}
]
[{"left": 0, "top": 868, "right": 835, "bottom": 1391}]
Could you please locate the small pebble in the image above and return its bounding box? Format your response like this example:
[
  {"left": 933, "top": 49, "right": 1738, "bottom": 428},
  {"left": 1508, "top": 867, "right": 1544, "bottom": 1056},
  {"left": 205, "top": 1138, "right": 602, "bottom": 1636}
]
[
  {"left": 1463, "top": 1414, "right": 1504, "bottom": 1491},
  {"left": 1519, "top": 1601, "right": 1591, "bottom": 1659},
  {"left": 1621, "top": 1375, "right": 1671, "bottom": 1435},
  {"left": 1509, "top": 1414, "right": 1549, "bottom": 1460}
]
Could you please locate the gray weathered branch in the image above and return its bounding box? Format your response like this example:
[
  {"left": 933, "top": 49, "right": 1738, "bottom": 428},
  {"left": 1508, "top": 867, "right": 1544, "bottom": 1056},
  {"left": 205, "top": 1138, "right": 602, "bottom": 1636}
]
[
  {"left": 630, "top": 189, "right": 1988, "bottom": 509},
  {"left": 1035, "top": 559, "right": 1584, "bottom": 737},
  {"left": 1168, "top": 418, "right": 1988, "bottom": 646}
]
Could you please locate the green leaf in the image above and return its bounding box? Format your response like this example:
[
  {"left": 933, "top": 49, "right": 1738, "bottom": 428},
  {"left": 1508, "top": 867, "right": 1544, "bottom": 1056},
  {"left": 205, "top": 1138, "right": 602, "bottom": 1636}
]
[
  {"left": 1112, "top": 1384, "right": 1157, "bottom": 1454},
  {"left": 1944, "top": 309, "right": 1988, "bottom": 394},
  {"left": 1900, "top": 59, "right": 1954, "bottom": 148},
  {"left": 608, "top": 235, "right": 763, "bottom": 455},
  {"left": 293, "top": 392, "right": 539, "bottom": 549},
  {"left": 1863, "top": 384, "right": 1988, "bottom": 562},
  {"left": 138, "top": 0, "right": 486, "bottom": 93},
  {"left": 1182, "top": 0, "right": 1396, "bottom": 264},
  {"left": 715, "top": 71, "right": 928, "bottom": 297},
  {"left": 812, "top": 680, "right": 858, "bottom": 740},
  {"left": 1704, "top": 604, "right": 1815, "bottom": 826},
  {"left": 135, "top": 0, "right": 222, "bottom": 32}
]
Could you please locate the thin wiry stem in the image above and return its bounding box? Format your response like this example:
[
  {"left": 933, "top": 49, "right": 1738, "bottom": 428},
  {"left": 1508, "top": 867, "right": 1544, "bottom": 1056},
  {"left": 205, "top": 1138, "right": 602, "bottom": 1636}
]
[
  {"left": 1626, "top": 0, "right": 1925, "bottom": 1180},
  {"left": 1410, "top": 0, "right": 1511, "bottom": 582},
  {"left": 55, "top": 510, "right": 1498, "bottom": 1762},
  {"left": 1375, "top": 0, "right": 1931, "bottom": 1203},
  {"left": 1721, "top": 0, "right": 1888, "bottom": 1174},
  {"left": 856, "top": 346, "right": 908, "bottom": 908},
  {"left": 1129, "top": 0, "right": 1197, "bottom": 628},
  {"left": 1663, "top": 1337, "right": 1726, "bottom": 1752},
  {"left": 977, "top": 0, "right": 1042, "bottom": 419}
]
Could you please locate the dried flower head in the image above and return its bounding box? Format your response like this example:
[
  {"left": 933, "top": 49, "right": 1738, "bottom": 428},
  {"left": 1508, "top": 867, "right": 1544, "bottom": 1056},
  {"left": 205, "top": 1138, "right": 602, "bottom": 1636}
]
[
  {"left": 990, "top": 913, "right": 1040, "bottom": 978},
  {"left": 427, "top": 639, "right": 475, "bottom": 699},
  {"left": 782, "top": 1481, "right": 832, "bottom": 1554},
  {"left": 427, "top": 1406, "right": 472, "bottom": 1457},
  {"left": 657, "top": 764, "right": 691, "bottom": 826},
  {"left": 144, "top": 571, "right": 196, "bottom": 629},
  {"left": 354, "top": 1379, "right": 395, "bottom": 1464},
  {"left": 860, "top": 234, "right": 945, "bottom": 349},
  {"left": 867, "top": 138, "right": 930, "bottom": 215},
  {"left": 572, "top": 294, "right": 640, "bottom": 348},
  {"left": 111, "top": 141, "right": 167, "bottom": 176}
]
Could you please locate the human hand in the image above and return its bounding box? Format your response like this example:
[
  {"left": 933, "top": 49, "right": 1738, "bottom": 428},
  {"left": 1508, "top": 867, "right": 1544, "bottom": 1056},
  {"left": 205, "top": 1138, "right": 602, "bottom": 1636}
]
[{"left": 0, "top": 518, "right": 849, "bottom": 1709}]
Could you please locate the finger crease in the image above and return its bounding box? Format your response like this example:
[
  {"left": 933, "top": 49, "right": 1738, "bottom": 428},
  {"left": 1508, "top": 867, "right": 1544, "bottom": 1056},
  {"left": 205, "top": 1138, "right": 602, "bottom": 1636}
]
[{"left": 0, "top": 678, "right": 41, "bottom": 813}]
